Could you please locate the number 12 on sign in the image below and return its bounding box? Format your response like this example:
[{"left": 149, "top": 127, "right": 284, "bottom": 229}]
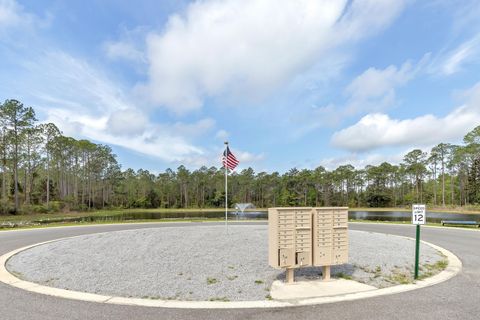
[{"left": 412, "top": 204, "right": 426, "bottom": 225}]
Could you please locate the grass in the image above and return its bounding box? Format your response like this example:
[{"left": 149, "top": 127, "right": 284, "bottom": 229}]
[
  {"left": 0, "top": 217, "right": 243, "bottom": 231},
  {"left": 254, "top": 280, "right": 264, "bottom": 284},
  {"left": 418, "top": 259, "right": 449, "bottom": 280},
  {"left": 209, "top": 296, "right": 229, "bottom": 302},
  {"left": 335, "top": 272, "right": 353, "bottom": 280},
  {"left": 350, "top": 206, "right": 480, "bottom": 214},
  {"left": 0, "top": 207, "right": 255, "bottom": 225},
  {"left": 0, "top": 206, "right": 267, "bottom": 231},
  {"left": 10, "top": 270, "right": 24, "bottom": 278},
  {"left": 388, "top": 270, "right": 412, "bottom": 285},
  {"left": 1, "top": 205, "right": 479, "bottom": 231},
  {"left": 2, "top": 217, "right": 478, "bottom": 232},
  {"left": 350, "top": 219, "right": 480, "bottom": 230},
  {"left": 2, "top": 204, "right": 479, "bottom": 225},
  {"left": 206, "top": 277, "right": 218, "bottom": 285}
]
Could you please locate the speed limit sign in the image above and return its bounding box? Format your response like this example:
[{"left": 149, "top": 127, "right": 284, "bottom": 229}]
[{"left": 412, "top": 204, "right": 426, "bottom": 225}]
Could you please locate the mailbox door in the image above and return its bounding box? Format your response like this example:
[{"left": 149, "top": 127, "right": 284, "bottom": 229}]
[
  {"left": 279, "top": 248, "right": 295, "bottom": 267},
  {"left": 315, "top": 246, "right": 332, "bottom": 265},
  {"left": 296, "top": 251, "right": 311, "bottom": 266},
  {"left": 333, "top": 248, "right": 348, "bottom": 264}
]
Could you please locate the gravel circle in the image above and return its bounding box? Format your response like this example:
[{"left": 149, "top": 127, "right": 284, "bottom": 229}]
[{"left": 6, "top": 225, "right": 445, "bottom": 301}]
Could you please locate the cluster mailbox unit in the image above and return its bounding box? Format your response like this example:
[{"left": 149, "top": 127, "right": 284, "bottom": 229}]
[{"left": 268, "top": 207, "right": 349, "bottom": 283}]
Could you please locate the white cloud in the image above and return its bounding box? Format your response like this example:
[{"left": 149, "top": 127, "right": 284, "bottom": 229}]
[
  {"left": 331, "top": 82, "right": 480, "bottom": 152},
  {"left": 432, "top": 0, "right": 480, "bottom": 35},
  {"left": 318, "top": 152, "right": 404, "bottom": 170},
  {"left": 103, "top": 26, "right": 147, "bottom": 64},
  {"left": 19, "top": 50, "right": 216, "bottom": 163},
  {"left": 0, "top": 0, "right": 22, "bottom": 29},
  {"left": 344, "top": 55, "right": 430, "bottom": 116},
  {"left": 104, "top": 41, "right": 145, "bottom": 63},
  {"left": 346, "top": 62, "right": 413, "bottom": 101},
  {"left": 289, "top": 57, "right": 425, "bottom": 138},
  {"left": 106, "top": 109, "right": 149, "bottom": 136},
  {"left": 335, "top": 0, "right": 407, "bottom": 41},
  {"left": 439, "top": 35, "right": 480, "bottom": 75},
  {"left": 215, "top": 129, "right": 229, "bottom": 141},
  {"left": 235, "top": 150, "right": 265, "bottom": 163},
  {"left": 138, "top": 0, "right": 408, "bottom": 114},
  {"left": 163, "top": 118, "right": 215, "bottom": 138},
  {"left": 0, "top": 0, "right": 51, "bottom": 36},
  {"left": 288, "top": 104, "right": 342, "bottom": 139}
]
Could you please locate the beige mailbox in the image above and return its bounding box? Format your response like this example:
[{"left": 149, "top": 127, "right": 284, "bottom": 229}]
[
  {"left": 269, "top": 207, "right": 349, "bottom": 283},
  {"left": 268, "top": 207, "right": 313, "bottom": 273},
  {"left": 312, "top": 207, "right": 348, "bottom": 279}
]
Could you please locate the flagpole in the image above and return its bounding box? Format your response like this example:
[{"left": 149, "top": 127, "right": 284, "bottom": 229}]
[{"left": 224, "top": 141, "right": 228, "bottom": 232}]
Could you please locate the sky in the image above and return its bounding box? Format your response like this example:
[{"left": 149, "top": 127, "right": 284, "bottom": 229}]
[{"left": 1, "top": 0, "right": 480, "bottom": 174}]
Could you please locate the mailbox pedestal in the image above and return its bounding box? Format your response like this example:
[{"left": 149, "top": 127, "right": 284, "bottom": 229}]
[{"left": 268, "top": 207, "right": 349, "bottom": 284}]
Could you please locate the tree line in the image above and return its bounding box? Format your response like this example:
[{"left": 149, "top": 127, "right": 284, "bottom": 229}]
[{"left": 1, "top": 98, "right": 480, "bottom": 214}]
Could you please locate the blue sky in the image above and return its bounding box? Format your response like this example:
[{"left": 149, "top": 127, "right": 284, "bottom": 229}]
[{"left": 1, "top": 0, "right": 480, "bottom": 173}]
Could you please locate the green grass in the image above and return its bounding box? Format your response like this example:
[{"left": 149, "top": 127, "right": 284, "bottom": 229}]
[
  {"left": 335, "top": 272, "right": 353, "bottom": 280},
  {"left": 0, "top": 207, "right": 265, "bottom": 230},
  {"left": 349, "top": 206, "right": 480, "bottom": 214},
  {"left": 0, "top": 217, "right": 249, "bottom": 231},
  {"left": 209, "top": 296, "right": 229, "bottom": 302},
  {"left": 2, "top": 217, "right": 478, "bottom": 232},
  {"left": 418, "top": 259, "right": 449, "bottom": 280},
  {"left": 254, "top": 279, "right": 264, "bottom": 285},
  {"left": 388, "top": 270, "right": 412, "bottom": 284},
  {"left": 206, "top": 277, "right": 218, "bottom": 285},
  {"left": 1, "top": 205, "right": 479, "bottom": 231},
  {"left": 350, "top": 219, "right": 480, "bottom": 230}
]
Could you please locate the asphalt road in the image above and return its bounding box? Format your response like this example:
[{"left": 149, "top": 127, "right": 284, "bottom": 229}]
[{"left": 0, "top": 222, "right": 478, "bottom": 320}]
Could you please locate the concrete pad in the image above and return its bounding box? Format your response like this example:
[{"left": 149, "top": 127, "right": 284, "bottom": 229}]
[{"left": 271, "top": 279, "right": 377, "bottom": 300}]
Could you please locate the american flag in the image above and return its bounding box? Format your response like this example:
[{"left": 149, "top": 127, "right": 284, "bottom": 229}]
[{"left": 222, "top": 146, "right": 239, "bottom": 170}]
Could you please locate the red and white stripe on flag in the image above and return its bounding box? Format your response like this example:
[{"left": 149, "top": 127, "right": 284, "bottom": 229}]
[{"left": 222, "top": 146, "right": 239, "bottom": 170}]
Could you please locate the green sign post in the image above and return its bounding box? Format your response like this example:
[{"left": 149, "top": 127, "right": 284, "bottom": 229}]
[{"left": 412, "top": 204, "right": 426, "bottom": 280}]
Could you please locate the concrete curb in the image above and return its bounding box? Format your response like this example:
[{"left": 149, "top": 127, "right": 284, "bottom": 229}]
[{"left": 0, "top": 228, "right": 462, "bottom": 309}]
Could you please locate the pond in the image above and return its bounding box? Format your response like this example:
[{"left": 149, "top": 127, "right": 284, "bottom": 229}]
[
  {"left": 349, "top": 210, "right": 480, "bottom": 224},
  {"left": 7, "top": 209, "right": 479, "bottom": 228},
  {"left": 66, "top": 210, "right": 480, "bottom": 224}
]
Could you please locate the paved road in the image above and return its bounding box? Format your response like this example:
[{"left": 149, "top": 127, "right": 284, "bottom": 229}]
[{"left": 0, "top": 222, "right": 478, "bottom": 320}]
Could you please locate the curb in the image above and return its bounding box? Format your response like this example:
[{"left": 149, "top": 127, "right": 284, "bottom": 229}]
[{"left": 0, "top": 228, "right": 462, "bottom": 309}]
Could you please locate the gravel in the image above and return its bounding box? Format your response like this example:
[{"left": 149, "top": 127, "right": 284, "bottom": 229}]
[{"left": 6, "top": 225, "right": 445, "bottom": 301}]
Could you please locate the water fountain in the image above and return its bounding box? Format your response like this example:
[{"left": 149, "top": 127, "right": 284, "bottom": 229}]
[{"left": 234, "top": 203, "right": 266, "bottom": 219}]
